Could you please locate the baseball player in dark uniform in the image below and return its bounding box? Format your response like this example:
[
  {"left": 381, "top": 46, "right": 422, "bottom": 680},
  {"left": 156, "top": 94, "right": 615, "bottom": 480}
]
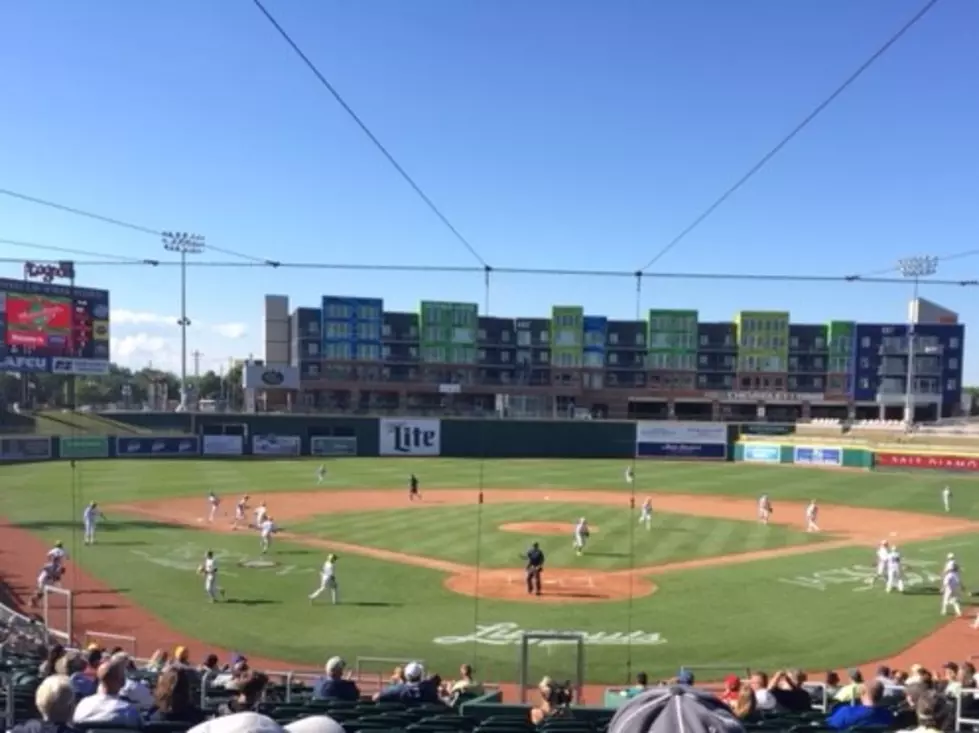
[
  {"left": 409, "top": 474, "right": 421, "bottom": 501},
  {"left": 526, "top": 542, "right": 545, "bottom": 596}
]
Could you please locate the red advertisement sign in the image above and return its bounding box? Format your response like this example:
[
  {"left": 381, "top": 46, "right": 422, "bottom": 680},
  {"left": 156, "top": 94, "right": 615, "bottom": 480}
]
[
  {"left": 6, "top": 295, "right": 72, "bottom": 331},
  {"left": 876, "top": 452, "right": 979, "bottom": 472}
]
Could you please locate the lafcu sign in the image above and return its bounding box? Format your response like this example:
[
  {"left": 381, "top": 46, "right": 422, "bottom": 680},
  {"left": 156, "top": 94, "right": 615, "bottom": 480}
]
[
  {"left": 0, "top": 355, "right": 50, "bottom": 373},
  {"left": 380, "top": 418, "right": 442, "bottom": 457}
]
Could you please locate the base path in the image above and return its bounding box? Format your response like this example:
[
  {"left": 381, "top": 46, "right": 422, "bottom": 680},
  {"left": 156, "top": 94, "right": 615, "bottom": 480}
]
[
  {"left": 499, "top": 522, "right": 599, "bottom": 536},
  {"left": 1, "top": 488, "right": 977, "bottom": 701}
]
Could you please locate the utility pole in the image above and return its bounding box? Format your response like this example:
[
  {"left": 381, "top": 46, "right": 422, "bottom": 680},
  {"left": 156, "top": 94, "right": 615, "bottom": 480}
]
[
  {"left": 191, "top": 350, "right": 203, "bottom": 379},
  {"left": 162, "top": 232, "right": 205, "bottom": 409},
  {"left": 897, "top": 256, "right": 939, "bottom": 428}
]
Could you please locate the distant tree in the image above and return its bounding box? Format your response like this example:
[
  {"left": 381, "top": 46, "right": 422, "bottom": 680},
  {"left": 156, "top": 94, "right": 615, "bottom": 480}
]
[{"left": 197, "top": 370, "right": 222, "bottom": 400}]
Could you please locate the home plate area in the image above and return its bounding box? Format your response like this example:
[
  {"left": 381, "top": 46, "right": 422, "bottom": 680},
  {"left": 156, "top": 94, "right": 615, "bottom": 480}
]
[{"left": 443, "top": 567, "right": 656, "bottom": 603}]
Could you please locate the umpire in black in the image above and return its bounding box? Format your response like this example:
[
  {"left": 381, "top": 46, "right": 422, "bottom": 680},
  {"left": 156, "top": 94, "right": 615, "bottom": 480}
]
[{"left": 526, "top": 542, "right": 545, "bottom": 596}]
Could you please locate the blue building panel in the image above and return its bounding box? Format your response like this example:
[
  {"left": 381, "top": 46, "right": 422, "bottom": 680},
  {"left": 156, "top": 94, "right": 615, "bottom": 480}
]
[
  {"left": 583, "top": 316, "right": 607, "bottom": 352},
  {"left": 321, "top": 295, "right": 384, "bottom": 360}
]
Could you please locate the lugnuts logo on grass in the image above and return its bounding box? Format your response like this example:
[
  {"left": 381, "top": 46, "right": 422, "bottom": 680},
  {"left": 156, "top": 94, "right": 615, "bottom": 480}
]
[{"left": 876, "top": 452, "right": 979, "bottom": 472}]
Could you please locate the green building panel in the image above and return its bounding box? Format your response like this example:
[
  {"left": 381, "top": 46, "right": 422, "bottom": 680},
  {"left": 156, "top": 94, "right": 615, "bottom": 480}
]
[
  {"left": 734, "top": 311, "right": 789, "bottom": 372},
  {"left": 419, "top": 301, "right": 478, "bottom": 364},
  {"left": 551, "top": 306, "right": 584, "bottom": 367},
  {"left": 647, "top": 309, "right": 698, "bottom": 370},
  {"left": 827, "top": 320, "right": 855, "bottom": 373}
]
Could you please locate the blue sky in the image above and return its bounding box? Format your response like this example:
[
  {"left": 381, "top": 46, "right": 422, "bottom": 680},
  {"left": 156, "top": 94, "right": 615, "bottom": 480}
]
[{"left": 1, "top": 0, "right": 976, "bottom": 381}]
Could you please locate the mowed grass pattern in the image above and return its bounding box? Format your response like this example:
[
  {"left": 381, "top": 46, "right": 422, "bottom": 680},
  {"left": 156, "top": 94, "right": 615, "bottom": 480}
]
[{"left": 290, "top": 502, "right": 828, "bottom": 569}]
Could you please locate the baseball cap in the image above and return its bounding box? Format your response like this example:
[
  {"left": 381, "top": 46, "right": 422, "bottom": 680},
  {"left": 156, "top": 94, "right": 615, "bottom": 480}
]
[
  {"left": 325, "top": 656, "right": 345, "bottom": 674},
  {"left": 676, "top": 669, "right": 694, "bottom": 685},
  {"left": 724, "top": 674, "right": 740, "bottom": 690},
  {"left": 404, "top": 662, "right": 424, "bottom": 681}
]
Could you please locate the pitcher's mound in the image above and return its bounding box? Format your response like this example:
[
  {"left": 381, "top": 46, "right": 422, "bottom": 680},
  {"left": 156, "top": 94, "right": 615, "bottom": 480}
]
[
  {"left": 445, "top": 568, "right": 654, "bottom": 604},
  {"left": 500, "top": 522, "right": 598, "bottom": 535}
]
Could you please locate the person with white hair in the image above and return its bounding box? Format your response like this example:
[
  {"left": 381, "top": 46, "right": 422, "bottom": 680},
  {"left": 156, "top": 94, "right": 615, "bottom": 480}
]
[
  {"left": 312, "top": 656, "right": 360, "bottom": 702},
  {"left": 374, "top": 661, "right": 440, "bottom": 704},
  {"left": 10, "top": 674, "right": 75, "bottom": 733},
  {"left": 72, "top": 652, "right": 142, "bottom": 725}
]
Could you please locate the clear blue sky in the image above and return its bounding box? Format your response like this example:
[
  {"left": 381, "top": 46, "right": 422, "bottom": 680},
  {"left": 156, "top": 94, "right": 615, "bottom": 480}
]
[{"left": 1, "top": 0, "right": 976, "bottom": 380}]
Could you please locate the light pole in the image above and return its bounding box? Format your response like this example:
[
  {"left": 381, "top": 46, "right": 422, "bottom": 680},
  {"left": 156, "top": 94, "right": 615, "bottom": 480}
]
[
  {"left": 162, "top": 231, "right": 205, "bottom": 409},
  {"left": 897, "top": 256, "right": 939, "bottom": 427}
]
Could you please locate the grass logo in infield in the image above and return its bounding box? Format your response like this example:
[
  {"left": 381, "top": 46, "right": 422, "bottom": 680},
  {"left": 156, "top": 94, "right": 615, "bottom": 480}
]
[
  {"left": 778, "top": 558, "right": 942, "bottom": 592},
  {"left": 130, "top": 542, "right": 313, "bottom": 577}
]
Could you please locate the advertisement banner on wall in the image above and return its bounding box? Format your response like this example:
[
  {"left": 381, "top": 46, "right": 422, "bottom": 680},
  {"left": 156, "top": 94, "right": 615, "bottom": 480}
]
[
  {"left": 252, "top": 434, "right": 301, "bottom": 456},
  {"left": 203, "top": 435, "right": 244, "bottom": 456},
  {"left": 0, "top": 436, "right": 52, "bottom": 461},
  {"left": 741, "top": 423, "right": 797, "bottom": 437},
  {"left": 742, "top": 444, "right": 781, "bottom": 464},
  {"left": 875, "top": 452, "right": 979, "bottom": 472},
  {"left": 310, "top": 436, "right": 358, "bottom": 457},
  {"left": 379, "top": 418, "right": 441, "bottom": 456},
  {"left": 793, "top": 446, "right": 842, "bottom": 467},
  {"left": 115, "top": 436, "right": 200, "bottom": 457},
  {"left": 242, "top": 365, "right": 300, "bottom": 390},
  {"left": 60, "top": 436, "right": 110, "bottom": 459},
  {"left": 635, "top": 421, "right": 727, "bottom": 461}
]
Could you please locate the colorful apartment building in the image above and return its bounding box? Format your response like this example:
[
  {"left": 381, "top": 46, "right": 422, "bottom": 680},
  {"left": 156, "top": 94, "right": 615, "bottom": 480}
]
[{"left": 262, "top": 294, "right": 966, "bottom": 421}]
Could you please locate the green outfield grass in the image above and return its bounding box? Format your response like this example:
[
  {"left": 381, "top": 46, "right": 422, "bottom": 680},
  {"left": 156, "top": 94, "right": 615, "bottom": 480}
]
[
  {"left": 290, "top": 504, "right": 828, "bottom": 570},
  {"left": 1, "top": 458, "right": 978, "bottom": 683}
]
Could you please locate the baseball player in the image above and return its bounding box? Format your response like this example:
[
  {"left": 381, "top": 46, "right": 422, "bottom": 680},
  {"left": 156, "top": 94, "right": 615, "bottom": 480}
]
[
  {"left": 29, "top": 563, "right": 63, "bottom": 608},
  {"left": 525, "top": 542, "right": 545, "bottom": 596},
  {"left": 82, "top": 502, "right": 105, "bottom": 545},
  {"left": 254, "top": 502, "right": 269, "bottom": 529},
  {"left": 870, "top": 540, "right": 890, "bottom": 587},
  {"left": 573, "top": 517, "right": 590, "bottom": 556},
  {"left": 309, "top": 554, "right": 339, "bottom": 605},
  {"left": 198, "top": 551, "right": 224, "bottom": 603},
  {"left": 46, "top": 542, "right": 67, "bottom": 570},
  {"left": 316, "top": 464, "right": 328, "bottom": 485},
  {"left": 758, "top": 495, "right": 772, "bottom": 524},
  {"left": 942, "top": 486, "right": 952, "bottom": 513},
  {"left": 409, "top": 474, "right": 421, "bottom": 501},
  {"left": 259, "top": 516, "right": 277, "bottom": 554},
  {"left": 886, "top": 545, "right": 906, "bottom": 593},
  {"left": 941, "top": 553, "right": 963, "bottom": 617},
  {"left": 805, "top": 500, "right": 819, "bottom": 533},
  {"left": 625, "top": 466, "right": 635, "bottom": 486},
  {"left": 207, "top": 492, "right": 221, "bottom": 523},
  {"left": 638, "top": 497, "right": 653, "bottom": 530},
  {"left": 232, "top": 495, "right": 249, "bottom": 530}
]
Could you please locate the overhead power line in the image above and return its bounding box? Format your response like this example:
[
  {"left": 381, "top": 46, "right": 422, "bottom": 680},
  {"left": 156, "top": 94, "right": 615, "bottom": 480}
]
[
  {"left": 848, "top": 247, "right": 979, "bottom": 279},
  {"left": 637, "top": 0, "right": 944, "bottom": 273},
  {"left": 251, "top": 0, "right": 489, "bottom": 269}
]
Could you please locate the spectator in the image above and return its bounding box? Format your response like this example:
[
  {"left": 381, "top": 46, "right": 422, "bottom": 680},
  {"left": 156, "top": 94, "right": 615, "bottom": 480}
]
[
  {"left": 445, "top": 664, "right": 485, "bottom": 699},
  {"left": 172, "top": 646, "right": 192, "bottom": 669},
  {"left": 38, "top": 645, "right": 65, "bottom": 678},
  {"left": 825, "top": 682, "right": 894, "bottom": 730},
  {"left": 216, "top": 659, "right": 250, "bottom": 690},
  {"left": 732, "top": 684, "right": 757, "bottom": 721},
  {"left": 530, "top": 677, "right": 573, "bottom": 725},
  {"left": 10, "top": 674, "right": 74, "bottom": 733},
  {"left": 894, "top": 683, "right": 929, "bottom": 729},
  {"left": 145, "top": 649, "right": 169, "bottom": 672},
  {"left": 834, "top": 668, "right": 863, "bottom": 703},
  {"left": 72, "top": 653, "right": 142, "bottom": 726},
  {"left": 118, "top": 655, "right": 155, "bottom": 710},
  {"left": 875, "top": 666, "right": 892, "bottom": 686},
  {"left": 219, "top": 671, "right": 269, "bottom": 715},
  {"left": 749, "top": 671, "right": 776, "bottom": 711},
  {"left": 908, "top": 665, "right": 928, "bottom": 685},
  {"left": 940, "top": 663, "right": 960, "bottom": 697},
  {"left": 912, "top": 690, "right": 947, "bottom": 733},
  {"left": 718, "top": 675, "right": 740, "bottom": 705},
  {"left": 312, "top": 657, "right": 360, "bottom": 702},
  {"left": 186, "top": 711, "right": 344, "bottom": 733},
  {"left": 619, "top": 672, "right": 649, "bottom": 700},
  {"left": 57, "top": 653, "right": 95, "bottom": 699},
  {"left": 894, "top": 670, "right": 910, "bottom": 686},
  {"left": 824, "top": 671, "right": 841, "bottom": 699},
  {"left": 374, "top": 662, "right": 440, "bottom": 705},
  {"left": 149, "top": 666, "right": 208, "bottom": 724},
  {"left": 768, "top": 669, "right": 811, "bottom": 712},
  {"left": 200, "top": 654, "right": 221, "bottom": 678}
]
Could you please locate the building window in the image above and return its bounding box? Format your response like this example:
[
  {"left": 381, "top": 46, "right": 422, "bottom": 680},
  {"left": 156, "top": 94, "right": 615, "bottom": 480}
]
[
  {"left": 478, "top": 349, "right": 487, "bottom": 361},
  {"left": 501, "top": 330, "right": 511, "bottom": 342},
  {"left": 538, "top": 351, "right": 549, "bottom": 363},
  {"left": 697, "top": 374, "right": 707, "bottom": 387},
  {"left": 949, "top": 337, "right": 960, "bottom": 349},
  {"left": 948, "top": 357, "right": 958, "bottom": 370},
  {"left": 859, "top": 377, "right": 870, "bottom": 389},
  {"left": 813, "top": 376, "right": 823, "bottom": 388},
  {"left": 699, "top": 334, "right": 709, "bottom": 347},
  {"left": 861, "top": 336, "right": 871, "bottom": 348},
  {"left": 382, "top": 324, "right": 392, "bottom": 338},
  {"left": 382, "top": 345, "right": 391, "bottom": 359},
  {"left": 635, "top": 333, "right": 644, "bottom": 346},
  {"left": 478, "top": 329, "right": 487, "bottom": 340},
  {"left": 539, "top": 330, "right": 549, "bottom": 344},
  {"left": 860, "top": 357, "right": 869, "bottom": 368},
  {"left": 608, "top": 353, "right": 619, "bottom": 365},
  {"left": 947, "top": 379, "right": 957, "bottom": 390},
  {"left": 306, "top": 342, "right": 319, "bottom": 356},
  {"left": 501, "top": 351, "right": 511, "bottom": 363},
  {"left": 790, "top": 337, "right": 799, "bottom": 348},
  {"left": 517, "top": 331, "right": 531, "bottom": 347},
  {"left": 608, "top": 332, "right": 619, "bottom": 345},
  {"left": 698, "top": 354, "right": 708, "bottom": 366}
]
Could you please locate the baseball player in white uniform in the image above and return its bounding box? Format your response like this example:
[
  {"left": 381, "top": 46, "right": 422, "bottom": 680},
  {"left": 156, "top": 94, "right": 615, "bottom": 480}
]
[
  {"left": 207, "top": 492, "right": 221, "bottom": 523},
  {"left": 260, "top": 517, "right": 277, "bottom": 554},
  {"left": 82, "top": 502, "right": 105, "bottom": 545},
  {"left": 625, "top": 466, "right": 635, "bottom": 486},
  {"left": 30, "top": 563, "right": 62, "bottom": 607},
  {"left": 309, "top": 554, "right": 339, "bottom": 604},
  {"left": 886, "top": 545, "right": 905, "bottom": 593},
  {"left": 758, "top": 495, "right": 772, "bottom": 524},
  {"left": 805, "top": 500, "right": 819, "bottom": 533},
  {"left": 232, "top": 496, "right": 249, "bottom": 530},
  {"left": 573, "top": 518, "right": 590, "bottom": 556},
  {"left": 638, "top": 497, "right": 652, "bottom": 530},
  {"left": 942, "top": 486, "right": 952, "bottom": 513},
  {"left": 316, "top": 464, "right": 327, "bottom": 485},
  {"left": 870, "top": 541, "right": 890, "bottom": 586},
  {"left": 46, "top": 542, "right": 67, "bottom": 570},
  {"left": 941, "top": 553, "right": 963, "bottom": 617},
  {"left": 254, "top": 502, "right": 268, "bottom": 529},
  {"left": 199, "top": 551, "right": 224, "bottom": 603}
]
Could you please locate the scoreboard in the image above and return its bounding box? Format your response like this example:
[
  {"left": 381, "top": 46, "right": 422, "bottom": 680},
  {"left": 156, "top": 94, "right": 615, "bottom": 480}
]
[{"left": 0, "top": 277, "right": 110, "bottom": 374}]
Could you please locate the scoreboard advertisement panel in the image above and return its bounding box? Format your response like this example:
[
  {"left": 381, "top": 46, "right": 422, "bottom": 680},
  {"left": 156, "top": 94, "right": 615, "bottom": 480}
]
[{"left": 0, "top": 277, "right": 110, "bottom": 374}]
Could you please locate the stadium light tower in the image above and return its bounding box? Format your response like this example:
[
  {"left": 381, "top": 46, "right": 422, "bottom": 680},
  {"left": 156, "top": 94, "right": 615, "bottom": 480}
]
[
  {"left": 897, "top": 255, "right": 939, "bottom": 427},
  {"left": 162, "top": 232, "right": 205, "bottom": 409}
]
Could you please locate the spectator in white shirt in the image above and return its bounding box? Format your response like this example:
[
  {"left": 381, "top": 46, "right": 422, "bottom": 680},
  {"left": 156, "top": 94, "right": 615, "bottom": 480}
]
[
  {"left": 119, "top": 656, "right": 155, "bottom": 711},
  {"left": 749, "top": 671, "right": 777, "bottom": 711},
  {"left": 72, "top": 652, "right": 142, "bottom": 727}
]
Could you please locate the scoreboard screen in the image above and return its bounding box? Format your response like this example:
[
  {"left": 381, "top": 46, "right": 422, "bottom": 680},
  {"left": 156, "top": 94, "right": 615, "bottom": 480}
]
[{"left": 0, "top": 277, "right": 110, "bottom": 362}]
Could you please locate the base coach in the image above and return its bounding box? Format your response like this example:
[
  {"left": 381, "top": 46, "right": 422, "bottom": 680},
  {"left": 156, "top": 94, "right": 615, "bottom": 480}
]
[{"left": 526, "top": 542, "right": 545, "bottom": 596}]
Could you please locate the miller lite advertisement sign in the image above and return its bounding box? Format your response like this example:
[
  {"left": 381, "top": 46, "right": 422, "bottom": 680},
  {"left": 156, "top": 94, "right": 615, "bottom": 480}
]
[{"left": 379, "top": 418, "right": 442, "bottom": 457}]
